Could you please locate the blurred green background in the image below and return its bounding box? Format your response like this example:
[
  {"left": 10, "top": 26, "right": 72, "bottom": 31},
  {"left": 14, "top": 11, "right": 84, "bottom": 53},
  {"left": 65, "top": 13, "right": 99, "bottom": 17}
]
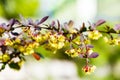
[{"left": 0, "top": 0, "right": 120, "bottom": 80}]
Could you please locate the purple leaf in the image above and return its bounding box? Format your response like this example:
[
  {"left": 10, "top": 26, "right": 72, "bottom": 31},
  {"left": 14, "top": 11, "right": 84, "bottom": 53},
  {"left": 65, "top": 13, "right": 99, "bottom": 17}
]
[
  {"left": 50, "top": 21, "right": 55, "bottom": 26},
  {"left": 35, "top": 19, "right": 40, "bottom": 25},
  {"left": 95, "top": 19, "right": 106, "bottom": 26},
  {"left": 38, "top": 16, "right": 49, "bottom": 24},
  {"left": 19, "top": 14, "right": 28, "bottom": 26},
  {"left": 113, "top": 24, "right": 120, "bottom": 31},
  {"left": 64, "top": 22, "right": 69, "bottom": 31},
  {"left": 88, "top": 21, "right": 96, "bottom": 30},
  {"left": 28, "top": 18, "right": 34, "bottom": 25},
  {"left": 86, "top": 44, "right": 94, "bottom": 48},
  {"left": 0, "top": 23, "right": 9, "bottom": 30},
  {"left": 9, "top": 19, "right": 16, "bottom": 27},
  {"left": 57, "top": 20, "right": 60, "bottom": 27},
  {"left": 89, "top": 52, "right": 99, "bottom": 58}
]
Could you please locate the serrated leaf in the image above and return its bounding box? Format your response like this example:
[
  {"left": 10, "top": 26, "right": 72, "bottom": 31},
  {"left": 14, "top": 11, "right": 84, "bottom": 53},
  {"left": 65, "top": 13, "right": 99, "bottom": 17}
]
[
  {"left": 9, "top": 62, "right": 20, "bottom": 70},
  {"left": 89, "top": 52, "right": 99, "bottom": 58}
]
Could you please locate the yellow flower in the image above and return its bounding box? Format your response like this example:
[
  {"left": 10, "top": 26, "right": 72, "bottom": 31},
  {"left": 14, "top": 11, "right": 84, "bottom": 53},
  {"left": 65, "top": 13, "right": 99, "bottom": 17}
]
[
  {"left": 0, "top": 55, "right": 2, "bottom": 60},
  {"left": 48, "top": 33, "right": 65, "bottom": 50},
  {"left": 84, "top": 39, "right": 90, "bottom": 44},
  {"left": 5, "top": 38, "right": 13, "bottom": 46},
  {"left": 0, "top": 27, "right": 5, "bottom": 35},
  {"left": 15, "top": 38, "right": 21, "bottom": 43},
  {"left": 65, "top": 48, "right": 80, "bottom": 57},
  {"left": 32, "top": 34, "right": 42, "bottom": 42},
  {"left": 32, "top": 33, "right": 50, "bottom": 43},
  {"left": 49, "top": 34, "right": 57, "bottom": 43},
  {"left": 18, "top": 60, "right": 24, "bottom": 67},
  {"left": 57, "top": 42, "right": 65, "bottom": 49},
  {"left": 104, "top": 37, "right": 119, "bottom": 45},
  {"left": 72, "top": 36, "right": 81, "bottom": 45},
  {"left": 31, "top": 42, "right": 39, "bottom": 48},
  {"left": 19, "top": 46, "right": 25, "bottom": 52},
  {"left": 109, "top": 39, "right": 119, "bottom": 45},
  {"left": 103, "top": 37, "right": 108, "bottom": 43},
  {"left": 2, "top": 53, "right": 10, "bottom": 62},
  {"left": 24, "top": 49, "right": 34, "bottom": 55},
  {"left": 88, "top": 30, "right": 102, "bottom": 40},
  {"left": 58, "top": 34, "right": 65, "bottom": 42},
  {"left": 69, "top": 29, "right": 77, "bottom": 33}
]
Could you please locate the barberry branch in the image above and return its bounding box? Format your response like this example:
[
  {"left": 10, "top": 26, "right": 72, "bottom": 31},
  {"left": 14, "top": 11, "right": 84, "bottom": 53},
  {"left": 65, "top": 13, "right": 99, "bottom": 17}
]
[{"left": 0, "top": 15, "right": 120, "bottom": 74}]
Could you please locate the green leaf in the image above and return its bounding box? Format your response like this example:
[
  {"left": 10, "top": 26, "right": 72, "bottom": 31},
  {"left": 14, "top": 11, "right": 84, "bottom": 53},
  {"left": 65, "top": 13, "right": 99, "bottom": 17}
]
[
  {"left": 9, "top": 62, "right": 20, "bottom": 70},
  {"left": 109, "top": 28, "right": 116, "bottom": 33}
]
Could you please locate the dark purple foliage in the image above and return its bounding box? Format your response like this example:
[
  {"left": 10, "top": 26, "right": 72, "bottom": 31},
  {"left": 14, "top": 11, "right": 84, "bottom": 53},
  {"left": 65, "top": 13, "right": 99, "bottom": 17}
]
[
  {"left": 38, "top": 16, "right": 49, "bottom": 24},
  {"left": 50, "top": 21, "right": 55, "bottom": 26}
]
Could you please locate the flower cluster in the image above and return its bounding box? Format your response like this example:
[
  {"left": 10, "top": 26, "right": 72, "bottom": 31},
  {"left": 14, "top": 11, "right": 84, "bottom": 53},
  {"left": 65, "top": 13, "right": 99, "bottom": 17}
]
[
  {"left": 0, "top": 15, "right": 120, "bottom": 74},
  {"left": 82, "top": 65, "right": 96, "bottom": 74}
]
